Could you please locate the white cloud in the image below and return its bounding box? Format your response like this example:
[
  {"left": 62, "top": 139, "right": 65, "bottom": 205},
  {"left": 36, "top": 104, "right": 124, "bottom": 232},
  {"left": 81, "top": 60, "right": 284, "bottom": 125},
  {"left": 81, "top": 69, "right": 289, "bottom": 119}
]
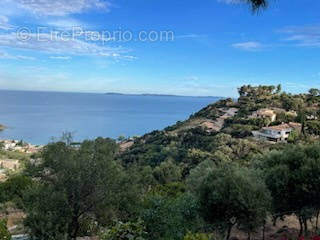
[
  {"left": 185, "top": 75, "right": 200, "bottom": 81},
  {"left": 15, "top": 55, "right": 35, "bottom": 60},
  {"left": 0, "top": 32, "right": 128, "bottom": 58},
  {"left": 218, "top": 0, "right": 242, "bottom": 5},
  {"left": 49, "top": 56, "right": 72, "bottom": 60},
  {"left": 0, "top": 50, "right": 35, "bottom": 60},
  {"left": 232, "top": 41, "right": 265, "bottom": 51},
  {"left": 14, "top": 0, "right": 110, "bottom": 16},
  {"left": 280, "top": 25, "right": 320, "bottom": 47},
  {"left": 0, "top": 16, "right": 14, "bottom": 30},
  {"left": 46, "top": 19, "right": 86, "bottom": 29},
  {"left": 176, "top": 34, "right": 205, "bottom": 39}
]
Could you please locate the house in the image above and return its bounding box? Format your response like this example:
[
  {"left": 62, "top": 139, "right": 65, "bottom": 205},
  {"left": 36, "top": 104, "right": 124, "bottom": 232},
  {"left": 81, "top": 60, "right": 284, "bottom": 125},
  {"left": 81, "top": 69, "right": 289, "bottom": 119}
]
[
  {"left": 252, "top": 122, "right": 301, "bottom": 142},
  {"left": 0, "top": 140, "right": 42, "bottom": 153},
  {"left": 12, "top": 234, "right": 29, "bottom": 240},
  {"left": 0, "top": 159, "right": 20, "bottom": 171},
  {"left": 257, "top": 109, "right": 277, "bottom": 122}
]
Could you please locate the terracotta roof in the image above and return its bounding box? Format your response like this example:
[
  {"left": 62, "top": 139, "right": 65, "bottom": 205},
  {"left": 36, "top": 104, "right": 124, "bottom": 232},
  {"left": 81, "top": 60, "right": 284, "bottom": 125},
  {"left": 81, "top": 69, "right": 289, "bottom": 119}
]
[
  {"left": 264, "top": 123, "right": 292, "bottom": 131},
  {"left": 258, "top": 109, "right": 276, "bottom": 116},
  {"left": 264, "top": 122, "right": 301, "bottom": 131},
  {"left": 288, "top": 122, "right": 302, "bottom": 127}
]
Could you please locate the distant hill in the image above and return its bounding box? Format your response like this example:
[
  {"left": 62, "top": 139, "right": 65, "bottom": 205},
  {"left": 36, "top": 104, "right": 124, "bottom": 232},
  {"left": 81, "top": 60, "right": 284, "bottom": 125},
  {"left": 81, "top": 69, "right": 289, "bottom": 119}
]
[{"left": 105, "top": 92, "right": 223, "bottom": 98}]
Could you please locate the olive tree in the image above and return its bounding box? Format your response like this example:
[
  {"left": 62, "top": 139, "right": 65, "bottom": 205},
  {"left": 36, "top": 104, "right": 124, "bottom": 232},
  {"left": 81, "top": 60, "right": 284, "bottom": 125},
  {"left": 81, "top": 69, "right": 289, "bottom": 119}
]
[
  {"left": 0, "top": 220, "right": 11, "bottom": 240},
  {"left": 187, "top": 163, "right": 271, "bottom": 240},
  {"left": 259, "top": 144, "right": 320, "bottom": 236},
  {"left": 23, "top": 137, "right": 128, "bottom": 240}
]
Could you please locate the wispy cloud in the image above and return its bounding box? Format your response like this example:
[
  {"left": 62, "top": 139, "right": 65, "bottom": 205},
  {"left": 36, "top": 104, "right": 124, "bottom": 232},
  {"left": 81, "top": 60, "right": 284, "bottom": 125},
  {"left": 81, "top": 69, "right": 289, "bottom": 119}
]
[
  {"left": 0, "top": 50, "right": 35, "bottom": 60},
  {"left": 0, "top": 1, "right": 136, "bottom": 61},
  {"left": 49, "top": 56, "right": 72, "bottom": 60},
  {"left": 231, "top": 41, "right": 265, "bottom": 51},
  {"left": 13, "top": 0, "right": 110, "bottom": 16},
  {"left": 45, "top": 18, "right": 86, "bottom": 30},
  {"left": 0, "top": 32, "right": 130, "bottom": 59},
  {"left": 185, "top": 75, "right": 200, "bottom": 81},
  {"left": 217, "top": 0, "right": 242, "bottom": 4},
  {"left": 0, "top": 16, "right": 14, "bottom": 30},
  {"left": 280, "top": 25, "right": 320, "bottom": 47},
  {"left": 176, "top": 34, "right": 206, "bottom": 39}
]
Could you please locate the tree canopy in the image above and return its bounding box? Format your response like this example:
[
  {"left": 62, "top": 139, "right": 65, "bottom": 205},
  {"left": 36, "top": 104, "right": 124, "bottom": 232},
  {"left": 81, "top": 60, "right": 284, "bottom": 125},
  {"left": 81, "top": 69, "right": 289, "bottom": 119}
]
[
  {"left": 188, "top": 162, "right": 271, "bottom": 240},
  {"left": 23, "top": 138, "right": 130, "bottom": 240}
]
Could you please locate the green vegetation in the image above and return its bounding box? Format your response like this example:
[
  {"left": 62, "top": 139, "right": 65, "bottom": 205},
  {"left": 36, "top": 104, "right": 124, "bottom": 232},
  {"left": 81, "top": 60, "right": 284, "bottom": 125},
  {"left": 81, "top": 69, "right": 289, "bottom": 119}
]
[
  {"left": 0, "top": 219, "right": 11, "bottom": 240},
  {"left": 22, "top": 138, "right": 135, "bottom": 239},
  {"left": 0, "top": 150, "right": 30, "bottom": 161},
  {"left": 188, "top": 162, "right": 271, "bottom": 240},
  {"left": 100, "top": 220, "right": 147, "bottom": 240},
  {"left": 0, "top": 85, "right": 320, "bottom": 239},
  {"left": 258, "top": 144, "right": 320, "bottom": 236}
]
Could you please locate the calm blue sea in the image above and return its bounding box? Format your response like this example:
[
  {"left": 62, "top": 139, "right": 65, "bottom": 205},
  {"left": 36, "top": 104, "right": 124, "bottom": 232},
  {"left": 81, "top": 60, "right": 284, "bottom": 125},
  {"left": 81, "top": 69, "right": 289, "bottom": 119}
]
[{"left": 0, "top": 90, "right": 219, "bottom": 145}]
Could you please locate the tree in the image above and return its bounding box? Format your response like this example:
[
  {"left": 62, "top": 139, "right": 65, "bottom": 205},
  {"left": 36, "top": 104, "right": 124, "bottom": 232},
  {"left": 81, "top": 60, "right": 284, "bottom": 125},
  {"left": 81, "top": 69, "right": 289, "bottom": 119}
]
[
  {"left": 0, "top": 175, "right": 33, "bottom": 207},
  {"left": 188, "top": 163, "right": 271, "bottom": 240},
  {"left": 184, "top": 231, "right": 211, "bottom": 240},
  {"left": 248, "top": 0, "right": 267, "bottom": 10},
  {"left": 259, "top": 144, "right": 320, "bottom": 236},
  {"left": 186, "top": 160, "right": 216, "bottom": 193},
  {"left": 23, "top": 137, "right": 127, "bottom": 240},
  {"left": 276, "top": 84, "right": 282, "bottom": 94},
  {"left": 100, "top": 220, "right": 147, "bottom": 240},
  {"left": 0, "top": 219, "right": 11, "bottom": 240},
  {"left": 309, "top": 88, "right": 320, "bottom": 97},
  {"left": 228, "top": 0, "right": 267, "bottom": 11},
  {"left": 153, "top": 159, "right": 182, "bottom": 184},
  {"left": 117, "top": 135, "right": 126, "bottom": 142},
  {"left": 287, "top": 129, "right": 300, "bottom": 143},
  {"left": 140, "top": 191, "right": 200, "bottom": 240},
  {"left": 306, "top": 121, "right": 320, "bottom": 136}
]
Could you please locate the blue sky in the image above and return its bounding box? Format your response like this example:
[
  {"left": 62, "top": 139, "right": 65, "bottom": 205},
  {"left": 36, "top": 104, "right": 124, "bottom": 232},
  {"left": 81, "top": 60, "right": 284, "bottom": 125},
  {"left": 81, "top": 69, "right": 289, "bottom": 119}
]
[{"left": 0, "top": 0, "right": 319, "bottom": 97}]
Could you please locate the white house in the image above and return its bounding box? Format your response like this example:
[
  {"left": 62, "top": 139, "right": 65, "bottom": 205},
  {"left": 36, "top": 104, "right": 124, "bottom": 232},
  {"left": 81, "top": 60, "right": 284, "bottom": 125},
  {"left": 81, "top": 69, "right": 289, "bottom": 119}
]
[{"left": 252, "top": 122, "right": 301, "bottom": 142}]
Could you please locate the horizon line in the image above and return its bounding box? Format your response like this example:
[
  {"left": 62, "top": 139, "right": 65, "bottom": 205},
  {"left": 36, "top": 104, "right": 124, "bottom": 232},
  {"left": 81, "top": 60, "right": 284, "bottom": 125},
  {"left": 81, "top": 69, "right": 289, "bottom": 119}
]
[{"left": 0, "top": 88, "right": 227, "bottom": 98}]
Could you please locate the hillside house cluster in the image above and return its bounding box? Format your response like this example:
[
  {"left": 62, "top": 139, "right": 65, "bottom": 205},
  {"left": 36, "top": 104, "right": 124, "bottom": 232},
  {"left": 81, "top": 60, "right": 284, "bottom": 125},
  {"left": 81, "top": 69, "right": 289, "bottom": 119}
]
[
  {"left": 250, "top": 108, "right": 297, "bottom": 123},
  {"left": 250, "top": 108, "right": 301, "bottom": 143},
  {"left": 0, "top": 140, "right": 42, "bottom": 153}
]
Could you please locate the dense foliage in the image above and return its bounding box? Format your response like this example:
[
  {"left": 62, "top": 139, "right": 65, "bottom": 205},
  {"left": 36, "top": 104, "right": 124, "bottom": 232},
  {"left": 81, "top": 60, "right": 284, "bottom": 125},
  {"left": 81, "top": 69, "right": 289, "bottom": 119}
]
[
  {"left": 0, "top": 219, "right": 11, "bottom": 240},
  {"left": 188, "top": 162, "right": 271, "bottom": 240},
  {"left": 258, "top": 144, "right": 320, "bottom": 235}
]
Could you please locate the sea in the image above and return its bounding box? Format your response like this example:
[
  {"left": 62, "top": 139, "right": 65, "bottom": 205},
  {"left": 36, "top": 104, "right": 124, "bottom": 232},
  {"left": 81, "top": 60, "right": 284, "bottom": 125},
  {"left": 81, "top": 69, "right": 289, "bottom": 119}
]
[{"left": 0, "top": 90, "right": 220, "bottom": 145}]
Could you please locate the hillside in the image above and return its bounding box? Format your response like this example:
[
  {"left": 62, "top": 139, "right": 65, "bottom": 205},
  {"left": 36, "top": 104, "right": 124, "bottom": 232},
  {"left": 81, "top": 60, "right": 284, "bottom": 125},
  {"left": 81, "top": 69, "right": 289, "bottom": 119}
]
[{"left": 120, "top": 85, "right": 320, "bottom": 173}]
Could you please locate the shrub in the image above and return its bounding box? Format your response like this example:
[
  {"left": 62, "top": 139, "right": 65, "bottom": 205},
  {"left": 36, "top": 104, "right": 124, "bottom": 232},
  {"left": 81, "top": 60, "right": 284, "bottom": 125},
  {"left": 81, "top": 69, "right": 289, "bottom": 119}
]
[
  {"left": 184, "top": 231, "right": 210, "bottom": 240},
  {"left": 100, "top": 220, "right": 147, "bottom": 240},
  {"left": 0, "top": 220, "right": 11, "bottom": 240}
]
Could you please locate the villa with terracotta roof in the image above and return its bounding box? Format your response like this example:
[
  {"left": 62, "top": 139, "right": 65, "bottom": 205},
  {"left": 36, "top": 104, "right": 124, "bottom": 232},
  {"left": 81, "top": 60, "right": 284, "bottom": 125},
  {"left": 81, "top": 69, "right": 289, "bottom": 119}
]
[
  {"left": 252, "top": 122, "right": 302, "bottom": 142},
  {"left": 257, "top": 109, "right": 277, "bottom": 122},
  {"left": 250, "top": 108, "right": 277, "bottom": 122}
]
